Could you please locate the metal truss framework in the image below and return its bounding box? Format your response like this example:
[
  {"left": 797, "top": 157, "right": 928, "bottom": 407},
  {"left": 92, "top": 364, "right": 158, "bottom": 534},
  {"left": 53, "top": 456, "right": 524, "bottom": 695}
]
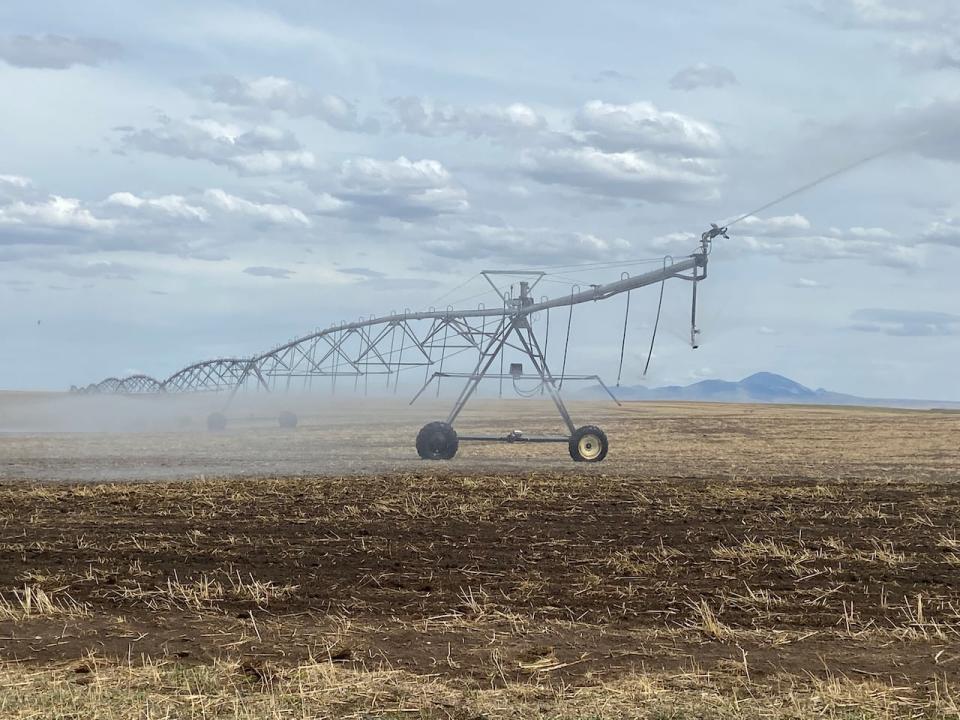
[{"left": 81, "top": 231, "right": 717, "bottom": 398}]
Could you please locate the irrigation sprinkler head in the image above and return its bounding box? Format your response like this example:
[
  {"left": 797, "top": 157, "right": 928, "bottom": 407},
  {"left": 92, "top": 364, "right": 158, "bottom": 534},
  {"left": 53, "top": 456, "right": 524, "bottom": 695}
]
[{"left": 701, "top": 223, "right": 729, "bottom": 251}]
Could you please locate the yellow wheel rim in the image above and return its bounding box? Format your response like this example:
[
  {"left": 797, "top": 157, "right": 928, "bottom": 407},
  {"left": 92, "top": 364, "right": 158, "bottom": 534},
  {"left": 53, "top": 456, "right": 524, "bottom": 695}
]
[{"left": 577, "top": 433, "right": 602, "bottom": 460}]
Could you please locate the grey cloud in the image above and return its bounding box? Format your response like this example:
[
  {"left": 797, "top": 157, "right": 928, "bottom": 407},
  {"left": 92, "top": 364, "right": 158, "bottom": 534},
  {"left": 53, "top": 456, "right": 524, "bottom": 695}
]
[
  {"left": 893, "top": 98, "right": 960, "bottom": 163},
  {"left": 592, "top": 69, "right": 635, "bottom": 83},
  {"left": 352, "top": 277, "right": 442, "bottom": 292},
  {"left": 920, "top": 216, "right": 960, "bottom": 247},
  {"left": 800, "top": 96, "right": 960, "bottom": 170},
  {"left": 733, "top": 214, "right": 812, "bottom": 237},
  {"left": 850, "top": 308, "right": 960, "bottom": 336},
  {"left": 182, "top": 248, "right": 230, "bottom": 262},
  {"left": 117, "top": 116, "right": 315, "bottom": 175},
  {"left": 895, "top": 36, "right": 960, "bottom": 70},
  {"left": 330, "top": 156, "right": 469, "bottom": 219},
  {"left": 522, "top": 147, "right": 721, "bottom": 202},
  {"left": 339, "top": 266, "right": 386, "bottom": 279},
  {"left": 805, "top": 1, "right": 960, "bottom": 72},
  {"left": 805, "top": 0, "right": 957, "bottom": 31},
  {"left": 0, "top": 34, "right": 121, "bottom": 69},
  {"left": 421, "top": 222, "right": 632, "bottom": 264},
  {"left": 0, "top": 245, "right": 43, "bottom": 262},
  {"left": 388, "top": 96, "right": 547, "bottom": 140},
  {"left": 196, "top": 75, "right": 380, "bottom": 133},
  {"left": 0, "top": 174, "right": 35, "bottom": 200},
  {"left": 40, "top": 260, "right": 138, "bottom": 280},
  {"left": 724, "top": 219, "right": 923, "bottom": 270},
  {"left": 793, "top": 277, "right": 829, "bottom": 289},
  {"left": 243, "top": 266, "right": 295, "bottom": 279},
  {"left": 669, "top": 63, "right": 738, "bottom": 91},
  {"left": 573, "top": 101, "right": 723, "bottom": 155}
]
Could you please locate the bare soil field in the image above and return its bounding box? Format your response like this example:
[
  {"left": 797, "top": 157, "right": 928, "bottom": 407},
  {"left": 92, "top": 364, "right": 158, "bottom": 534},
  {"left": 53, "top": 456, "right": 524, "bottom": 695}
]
[{"left": 0, "top": 398, "right": 959, "bottom": 717}]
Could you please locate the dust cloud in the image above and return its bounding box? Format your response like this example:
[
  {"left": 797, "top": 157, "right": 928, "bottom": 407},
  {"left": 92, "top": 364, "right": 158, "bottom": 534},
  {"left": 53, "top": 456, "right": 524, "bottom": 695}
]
[{"left": 0, "top": 390, "right": 591, "bottom": 482}]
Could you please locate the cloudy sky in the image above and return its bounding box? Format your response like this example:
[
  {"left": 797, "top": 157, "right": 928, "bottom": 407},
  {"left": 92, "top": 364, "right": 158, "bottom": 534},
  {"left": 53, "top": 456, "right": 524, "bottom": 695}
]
[{"left": 1, "top": 0, "right": 958, "bottom": 399}]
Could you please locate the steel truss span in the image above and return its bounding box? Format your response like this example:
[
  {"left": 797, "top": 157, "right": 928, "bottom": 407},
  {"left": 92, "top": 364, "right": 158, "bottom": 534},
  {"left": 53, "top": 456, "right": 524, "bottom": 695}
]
[{"left": 79, "top": 238, "right": 713, "bottom": 398}]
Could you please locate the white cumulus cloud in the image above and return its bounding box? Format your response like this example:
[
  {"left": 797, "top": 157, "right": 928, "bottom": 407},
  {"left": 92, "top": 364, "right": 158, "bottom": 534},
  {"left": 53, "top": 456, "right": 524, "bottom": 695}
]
[{"left": 421, "top": 222, "right": 632, "bottom": 263}]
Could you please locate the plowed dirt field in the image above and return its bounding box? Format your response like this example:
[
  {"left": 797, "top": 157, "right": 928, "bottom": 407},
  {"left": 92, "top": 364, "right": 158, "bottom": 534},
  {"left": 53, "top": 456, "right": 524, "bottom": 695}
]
[{"left": 1, "top": 398, "right": 958, "bottom": 717}]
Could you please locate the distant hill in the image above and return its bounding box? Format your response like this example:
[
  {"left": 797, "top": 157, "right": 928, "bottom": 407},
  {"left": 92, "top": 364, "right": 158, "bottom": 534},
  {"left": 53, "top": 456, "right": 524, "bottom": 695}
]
[{"left": 586, "top": 372, "right": 960, "bottom": 410}]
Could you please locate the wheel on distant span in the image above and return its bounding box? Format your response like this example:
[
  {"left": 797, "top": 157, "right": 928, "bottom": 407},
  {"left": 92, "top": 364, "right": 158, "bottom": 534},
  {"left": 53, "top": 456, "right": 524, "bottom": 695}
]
[
  {"left": 416, "top": 421, "right": 459, "bottom": 460},
  {"left": 207, "top": 412, "right": 227, "bottom": 432},
  {"left": 569, "top": 425, "right": 608, "bottom": 462},
  {"left": 278, "top": 411, "right": 298, "bottom": 429}
]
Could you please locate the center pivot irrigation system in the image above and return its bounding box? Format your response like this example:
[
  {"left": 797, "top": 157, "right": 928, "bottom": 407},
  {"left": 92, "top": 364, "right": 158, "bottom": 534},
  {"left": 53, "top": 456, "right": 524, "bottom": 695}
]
[
  {"left": 80, "top": 136, "right": 917, "bottom": 461},
  {"left": 407, "top": 228, "right": 719, "bottom": 462},
  {"left": 79, "top": 226, "right": 724, "bottom": 462}
]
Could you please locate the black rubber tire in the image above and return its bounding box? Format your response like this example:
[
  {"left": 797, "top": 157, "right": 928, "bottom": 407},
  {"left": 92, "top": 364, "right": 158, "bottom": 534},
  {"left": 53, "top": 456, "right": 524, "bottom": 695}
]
[
  {"left": 416, "top": 421, "right": 459, "bottom": 460},
  {"left": 207, "top": 412, "right": 227, "bottom": 432},
  {"left": 569, "top": 425, "right": 608, "bottom": 462},
  {"left": 278, "top": 411, "right": 298, "bottom": 429}
]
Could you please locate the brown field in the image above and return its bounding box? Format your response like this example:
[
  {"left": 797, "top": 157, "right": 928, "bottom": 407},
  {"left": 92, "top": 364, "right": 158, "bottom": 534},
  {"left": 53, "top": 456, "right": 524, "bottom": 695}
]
[{"left": 0, "top": 397, "right": 959, "bottom": 718}]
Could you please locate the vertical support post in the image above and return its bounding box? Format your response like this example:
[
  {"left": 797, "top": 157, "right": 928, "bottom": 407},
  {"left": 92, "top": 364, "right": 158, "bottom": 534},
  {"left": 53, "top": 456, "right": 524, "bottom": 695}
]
[
  {"left": 393, "top": 323, "right": 406, "bottom": 395},
  {"left": 541, "top": 304, "right": 550, "bottom": 397},
  {"left": 514, "top": 321, "right": 576, "bottom": 435},
  {"left": 498, "top": 334, "right": 505, "bottom": 398},
  {"left": 436, "top": 318, "right": 449, "bottom": 398},
  {"left": 423, "top": 318, "right": 435, "bottom": 388},
  {"left": 478, "top": 310, "right": 487, "bottom": 399},
  {"left": 386, "top": 323, "right": 397, "bottom": 390},
  {"left": 446, "top": 316, "right": 510, "bottom": 426},
  {"left": 331, "top": 327, "right": 340, "bottom": 396}
]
